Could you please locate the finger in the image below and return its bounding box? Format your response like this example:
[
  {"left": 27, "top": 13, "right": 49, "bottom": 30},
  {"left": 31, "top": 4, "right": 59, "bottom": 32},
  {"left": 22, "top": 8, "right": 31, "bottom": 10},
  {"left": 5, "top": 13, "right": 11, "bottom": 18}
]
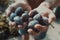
[
  {"left": 18, "top": 25, "right": 23, "bottom": 29},
  {"left": 34, "top": 24, "right": 42, "bottom": 31},
  {"left": 29, "top": 10, "right": 38, "bottom": 17},
  {"left": 5, "top": 3, "right": 16, "bottom": 17}
]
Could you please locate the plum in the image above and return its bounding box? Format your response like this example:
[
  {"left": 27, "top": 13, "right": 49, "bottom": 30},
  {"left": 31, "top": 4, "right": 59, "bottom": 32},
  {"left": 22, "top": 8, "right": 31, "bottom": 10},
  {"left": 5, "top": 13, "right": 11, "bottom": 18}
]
[
  {"left": 21, "top": 12, "right": 29, "bottom": 22},
  {"left": 42, "top": 17, "right": 48, "bottom": 21},
  {"left": 9, "top": 13, "right": 17, "bottom": 21},
  {"left": 28, "top": 20, "right": 40, "bottom": 32},
  {"left": 15, "top": 7, "right": 24, "bottom": 16},
  {"left": 14, "top": 16, "right": 23, "bottom": 25},
  {"left": 42, "top": 17, "right": 49, "bottom": 26},
  {"left": 28, "top": 20, "right": 39, "bottom": 28},
  {"left": 33, "top": 14, "right": 43, "bottom": 22}
]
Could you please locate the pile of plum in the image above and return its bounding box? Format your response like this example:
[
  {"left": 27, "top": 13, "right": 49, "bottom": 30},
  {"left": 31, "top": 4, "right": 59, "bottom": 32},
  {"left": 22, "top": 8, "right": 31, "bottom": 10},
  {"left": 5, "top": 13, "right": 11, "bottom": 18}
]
[{"left": 9, "top": 7, "right": 49, "bottom": 32}]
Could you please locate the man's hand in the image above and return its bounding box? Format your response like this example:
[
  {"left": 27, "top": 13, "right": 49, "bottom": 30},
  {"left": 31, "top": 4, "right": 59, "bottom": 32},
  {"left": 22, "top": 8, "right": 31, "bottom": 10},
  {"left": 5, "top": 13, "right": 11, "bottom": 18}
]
[
  {"left": 28, "top": 2, "right": 56, "bottom": 36},
  {"left": 5, "top": 2, "right": 32, "bottom": 29}
]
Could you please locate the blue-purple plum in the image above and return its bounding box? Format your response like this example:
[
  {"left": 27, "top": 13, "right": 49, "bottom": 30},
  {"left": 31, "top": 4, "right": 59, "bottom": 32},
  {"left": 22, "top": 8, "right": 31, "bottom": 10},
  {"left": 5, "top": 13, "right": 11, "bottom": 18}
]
[
  {"left": 14, "top": 16, "right": 23, "bottom": 25},
  {"left": 21, "top": 12, "right": 29, "bottom": 22},
  {"left": 15, "top": 7, "right": 24, "bottom": 16},
  {"left": 28, "top": 20, "right": 39, "bottom": 32},
  {"left": 33, "top": 14, "right": 43, "bottom": 22},
  {"left": 42, "top": 17, "right": 49, "bottom": 26},
  {"left": 42, "top": 17, "right": 48, "bottom": 21},
  {"left": 28, "top": 20, "right": 39, "bottom": 28},
  {"left": 9, "top": 13, "right": 17, "bottom": 21}
]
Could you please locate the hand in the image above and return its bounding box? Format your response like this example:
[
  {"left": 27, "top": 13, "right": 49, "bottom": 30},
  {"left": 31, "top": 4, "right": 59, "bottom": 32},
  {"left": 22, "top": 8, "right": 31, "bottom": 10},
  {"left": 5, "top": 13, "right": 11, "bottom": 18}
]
[
  {"left": 6, "top": 2, "right": 32, "bottom": 29},
  {"left": 28, "top": 2, "right": 56, "bottom": 36}
]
